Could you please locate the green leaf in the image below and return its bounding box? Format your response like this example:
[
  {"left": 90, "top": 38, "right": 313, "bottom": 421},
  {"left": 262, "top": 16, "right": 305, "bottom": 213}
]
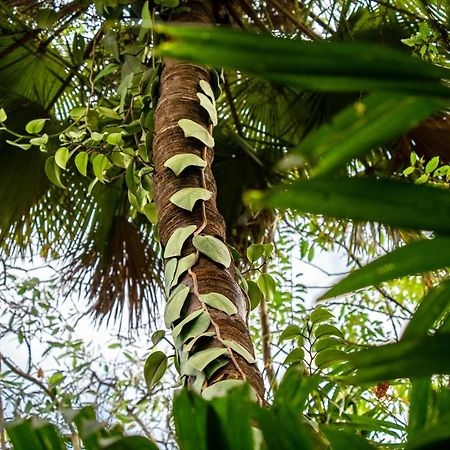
[
  {"left": 164, "top": 153, "right": 207, "bottom": 176},
  {"left": 198, "top": 292, "right": 237, "bottom": 315},
  {"left": 192, "top": 235, "right": 231, "bottom": 267},
  {"left": 184, "top": 332, "right": 215, "bottom": 352},
  {"left": 170, "top": 187, "right": 212, "bottom": 211},
  {"left": 164, "top": 258, "right": 178, "bottom": 294},
  {"left": 172, "top": 309, "right": 203, "bottom": 339},
  {"left": 246, "top": 280, "right": 263, "bottom": 310},
  {"left": 321, "top": 237, "right": 450, "bottom": 300},
  {"left": 0, "top": 108, "right": 7, "bottom": 122},
  {"left": 172, "top": 253, "right": 198, "bottom": 288},
  {"left": 199, "top": 79, "right": 215, "bottom": 101},
  {"left": 102, "top": 435, "right": 159, "bottom": 450},
  {"left": 322, "top": 428, "right": 374, "bottom": 450},
  {"left": 403, "top": 280, "right": 450, "bottom": 339},
  {"left": 222, "top": 339, "right": 255, "bottom": 363},
  {"left": 6, "top": 140, "right": 31, "bottom": 150},
  {"left": 143, "top": 203, "right": 158, "bottom": 224},
  {"left": 54, "top": 147, "right": 69, "bottom": 170},
  {"left": 157, "top": 25, "right": 450, "bottom": 96},
  {"left": 313, "top": 337, "right": 342, "bottom": 352},
  {"left": 175, "top": 311, "right": 211, "bottom": 348},
  {"left": 314, "top": 324, "right": 343, "bottom": 338},
  {"left": 257, "top": 273, "right": 276, "bottom": 300},
  {"left": 164, "top": 225, "right": 197, "bottom": 258},
  {"left": 144, "top": 350, "right": 167, "bottom": 391},
  {"left": 106, "top": 132, "right": 124, "bottom": 146},
  {"left": 246, "top": 244, "right": 264, "bottom": 262},
  {"left": 279, "top": 325, "right": 302, "bottom": 342},
  {"left": 164, "top": 284, "right": 190, "bottom": 327},
  {"left": 30, "top": 134, "right": 48, "bottom": 146},
  {"left": 187, "top": 347, "right": 228, "bottom": 371},
  {"left": 261, "top": 178, "right": 450, "bottom": 235},
  {"left": 5, "top": 420, "right": 46, "bottom": 450},
  {"left": 178, "top": 119, "right": 215, "bottom": 147},
  {"left": 283, "top": 348, "right": 305, "bottom": 365},
  {"left": 201, "top": 379, "right": 246, "bottom": 400},
  {"left": 197, "top": 93, "right": 218, "bottom": 126},
  {"left": 45, "top": 157, "right": 66, "bottom": 189},
  {"left": 141, "top": 0, "right": 152, "bottom": 30},
  {"left": 315, "top": 349, "right": 348, "bottom": 368},
  {"left": 346, "top": 334, "right": 450, "bottom": 383},
  {"left": 425, "top": 156, "right": 440, "bottom": 174},
  {"left": 74, "top": 151, "right": 89, "bottom": 176},
  {"left": 98, "top": 107, "right": 122, "bottom": 120},
  {"left": 151, "top": 330, "right": 165, "bottom": 346},
  {"left": 280, "top": 94, "right": 444, "bottom": 176},
  {"left": 92, "top": 154, "right": 109, "bottom": 183},
  {"left": 310, "top": 308, "right": 334, "bottom": 324},
  {"left": 26, "top": 118, "right": 48, "bottom": 134}
]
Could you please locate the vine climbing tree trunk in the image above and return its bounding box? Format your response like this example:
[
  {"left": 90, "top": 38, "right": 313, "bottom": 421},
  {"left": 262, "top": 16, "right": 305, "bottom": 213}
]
[{"left": 152, "top": 0, "right": 265, "bottom": 401}]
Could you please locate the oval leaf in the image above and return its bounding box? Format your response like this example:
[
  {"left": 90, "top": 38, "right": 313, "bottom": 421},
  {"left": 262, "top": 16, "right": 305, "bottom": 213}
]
[
  {"left": 75, "top": 151, "right": 89, "bottom": 176},
  {"left": 170, "top": 187, "right": 212, "bottom": 211},
  {"left": 92, "top": 153, "right": 109, "bottom": 183},
  {"left": 201, "top": 379, "right": 246, "bottom": 400},
  {"left": 284, "top": 348, "right": 305, "bottom": 365},
  {"left": 188, "top": 347, "right": 228, "bottom": 371},
  {"left": 178, "top": 119, "right": 215, "bottom": 147},
  {"left": 26, "top": 118, "right": 47, "bottom": 134},
  {"left": 197, "top": 93, "right": 218, "bottom": 126},
  {"left": 222, "top": 339, "right": 256, "bottom": 364},
  {"left": 198, "top": 292, "right": 237, "bottom": 315},
  {"left": 171, "top": 253, "right": 198, "bottom": 288},
  {"left": 55, "top": 147, "right": 69, "bottom": 170},
  {"left": 164, "top": 284, "right": 190, "bottom": 327},
  {"left": 45, "top": 157, "right": 65, "bottom": 189},
  {"left": 279, "top": 325, "right": 302, "bottom": 342},
  {"left": 199, "top": 79, "right": 215, "bottom": 101},
  {"left": 164, "top": 225, "right": 197, "bottom": 258},
  {"left": 144, "top": 350, "right": 167, "bottom": 390},
  {"left": 192, "top": 235, "right": 231, "bottom": 267},
  {"left": 164, "top": 153, "right": 207, "bottom": 176}
]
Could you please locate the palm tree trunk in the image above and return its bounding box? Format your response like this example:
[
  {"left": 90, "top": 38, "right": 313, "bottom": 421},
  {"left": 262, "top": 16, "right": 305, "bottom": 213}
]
[{"left": 152, "top": 0, "right": 264, "bottom": 401}]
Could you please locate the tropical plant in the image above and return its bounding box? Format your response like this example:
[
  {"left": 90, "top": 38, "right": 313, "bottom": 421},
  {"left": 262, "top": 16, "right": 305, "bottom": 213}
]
[{"left": 2, "top": 0, "right": 450, "bottom": 448}]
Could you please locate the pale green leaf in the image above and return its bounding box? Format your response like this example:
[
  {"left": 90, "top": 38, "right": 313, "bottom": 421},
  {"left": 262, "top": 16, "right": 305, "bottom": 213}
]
[
  {"left": 164, "top": 258, "right": 178, "bottom": 295},
  {"left": 199, "top": 79, "right": 215, "bottom": 101},
  {"left": 30, "top": 134, "right": 48, "bottom": 146},
  {"left": 171, "top": 253, "right": 198, "bottom": 288},
  {"left": 45, "top": 157, "right": 65, "bottom": 189},
  {"left": 164, "top": 225, "right": 197, "bottom": 258},
  {"left": 178, "top": 119, "right": 215, "bottom": 147},
  {"left": 201, "top": 380, "right": 246, "bottom": 400},
  {"left": 197, "top": 93, "right": 218, "bottom": 126},
  {"left": 0, "top": 108, "right": 7, "bottom": 122},
  {"left": 164, "top": 284, "right": 190, "bottom": 327},
  {"left": 170, "top": 187, "right": 212, "bottom": 211},
  {"left": 175, "top": 311, "right": 211, "bottom": 348},
  {"left": 315, "top": 349, "right": 348, "bottom": 368},
  {"left": 198, "top": 292, "right": 237, "bottom": 315},
  {"left": 54, "top": 147, "right": 69, "bottom": 170},
  {"left": 164, "top": 153, "right": 207, "bottom": 176},
  {"left": 144, "top": 350, "right": 167, "bottom": 390},
  {"left": 192, "top": 235, "right": 231, "bottom": 267},
  {"left": 92, "top": 154, "right": 109, "bottom": 182},
  {"left": 143, "top": 203, "right": 158, "bottom": 224},
  {"left": 26, "top": 118, "right": 48, "bottom": 134},
  {"left": 222, "top": 339, "right": 256, "bottom": 364},
  {"left": 184, "top": 332, "right": 215, "bottom": 352},
  {"left": 106, "top": 132, "right": 124, "bottom": 146},
  {"left": 172, "top": 309, "right": 203, "bottom": 339},
  {"left": 6, "top": 140, "right": 31, "bottom": 150},
  {"left": 187, "top": 347, "right": 228, "bottom": 371},
  {"left": 98, "top": 106, "right": 122, "bottom": 120},
  {"left": 74, "top": 151, "right": 89, "bottom": 176},
  {"left": 425, "top": 156, "right": 440, "bottom": 174},
  {"left": 310, "top": 308, "right": 334, "bottom": 324}
]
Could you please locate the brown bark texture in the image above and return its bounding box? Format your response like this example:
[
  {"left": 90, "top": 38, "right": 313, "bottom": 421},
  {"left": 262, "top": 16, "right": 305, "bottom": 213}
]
[{"left": 152, "top": 0, "right": 264, "bottom": 400}]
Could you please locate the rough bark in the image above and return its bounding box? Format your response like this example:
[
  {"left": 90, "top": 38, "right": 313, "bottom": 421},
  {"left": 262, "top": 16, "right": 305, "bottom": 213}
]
[{"left": 152, "top": 0, "right": 265, "bottom": 401}]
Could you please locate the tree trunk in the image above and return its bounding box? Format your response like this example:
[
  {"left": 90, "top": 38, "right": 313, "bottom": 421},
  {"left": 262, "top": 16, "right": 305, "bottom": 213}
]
[{"left": 152, "top": 0, "right": 264, "bottom": 401}]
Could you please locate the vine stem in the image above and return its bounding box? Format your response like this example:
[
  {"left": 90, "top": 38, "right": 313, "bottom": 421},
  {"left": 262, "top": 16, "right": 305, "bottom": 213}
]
[{"left": 188, "top": 268, "right": 247, "bottom": 381}]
